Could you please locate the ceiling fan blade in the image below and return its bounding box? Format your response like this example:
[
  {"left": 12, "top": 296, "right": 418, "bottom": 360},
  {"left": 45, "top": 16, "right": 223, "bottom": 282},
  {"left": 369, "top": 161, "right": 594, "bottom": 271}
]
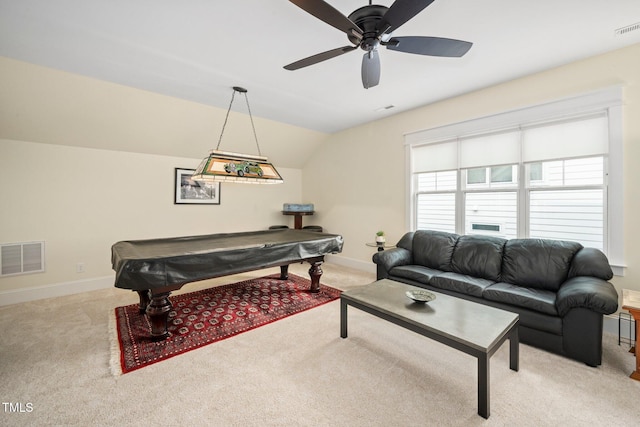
[
  {"left": 377, "top": 0, "right": 435, "bottom": 34},
  {"left": 386, "top": 36, "right": 472, "bottom": 57},
  {"left": 361, "top": 50, "right": 381, "bottom": 89},
  {"left": 289, "top": 0, "right": 362, "bottom": 38},
  {"left": 284, "top": 45, "right": 357, "bottom": 70}
]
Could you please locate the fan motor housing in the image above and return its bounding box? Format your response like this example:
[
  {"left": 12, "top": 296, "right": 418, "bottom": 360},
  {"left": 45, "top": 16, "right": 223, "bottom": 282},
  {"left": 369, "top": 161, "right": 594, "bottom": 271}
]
[{"left": 347, "top": 5, "right": 388, "bottom": 49}]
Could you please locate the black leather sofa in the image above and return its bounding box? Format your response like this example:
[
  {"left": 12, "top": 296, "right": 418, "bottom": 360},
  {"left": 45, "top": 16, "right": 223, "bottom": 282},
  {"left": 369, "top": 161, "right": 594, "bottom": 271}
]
[{"left": 372, "top": 230, "right": 619, "bottom": 366}]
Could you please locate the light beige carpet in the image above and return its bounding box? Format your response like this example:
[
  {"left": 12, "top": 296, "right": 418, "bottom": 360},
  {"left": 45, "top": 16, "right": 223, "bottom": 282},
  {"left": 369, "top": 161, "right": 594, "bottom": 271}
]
[{"left": 1, "top": 263, "right": 638, "bottom": 426}]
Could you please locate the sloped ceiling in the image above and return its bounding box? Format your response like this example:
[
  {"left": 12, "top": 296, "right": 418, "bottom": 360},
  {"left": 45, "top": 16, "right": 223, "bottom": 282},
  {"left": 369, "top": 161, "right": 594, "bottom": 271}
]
[{"left": 1, "top": 0, "right": 639, "bottom": 143}]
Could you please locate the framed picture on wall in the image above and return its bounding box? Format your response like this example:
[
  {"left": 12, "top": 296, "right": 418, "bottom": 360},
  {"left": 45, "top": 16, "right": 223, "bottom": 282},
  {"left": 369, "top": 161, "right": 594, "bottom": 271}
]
[{"left": 174, "top": 168, "right": 221, "bottom": 205}]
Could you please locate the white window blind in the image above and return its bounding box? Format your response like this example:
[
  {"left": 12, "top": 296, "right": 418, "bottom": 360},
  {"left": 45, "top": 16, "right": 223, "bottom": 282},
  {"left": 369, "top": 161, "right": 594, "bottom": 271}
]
[
  {"left": 522, "top": 114, "right": 608, "bottom": 162},
  {"left": 460, "top": 130, "right": 520, "bottom": 169},
  {"left": 412, "top": 115, "right": 607, "bottom": 173},
  {"left": 412, "top": 140, "right": 456, "bottom": 173}
]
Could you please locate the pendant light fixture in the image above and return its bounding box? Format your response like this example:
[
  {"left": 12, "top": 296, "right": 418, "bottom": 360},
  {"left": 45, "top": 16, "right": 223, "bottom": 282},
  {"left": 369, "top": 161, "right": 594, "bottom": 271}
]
[{"left": 192, "top": 86, "right": 283, "bottom": 184}]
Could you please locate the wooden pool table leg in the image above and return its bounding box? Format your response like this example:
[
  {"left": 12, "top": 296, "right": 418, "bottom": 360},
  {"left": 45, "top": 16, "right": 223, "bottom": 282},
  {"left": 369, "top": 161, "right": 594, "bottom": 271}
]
[
  {"left": 308, "top": 261, "right": 323, "bottom": 293},
  {"left": 280, "top": 264, "right": 289, "bottom": 280},
  {"left": 147, "top": 291, "right": 172, "bottom": 341},
  {"left": 136, "top": 290, "right": 150, "bottom": 314},
  {"left": 280, "top": 257, "right": 324, "bottom": 293}
]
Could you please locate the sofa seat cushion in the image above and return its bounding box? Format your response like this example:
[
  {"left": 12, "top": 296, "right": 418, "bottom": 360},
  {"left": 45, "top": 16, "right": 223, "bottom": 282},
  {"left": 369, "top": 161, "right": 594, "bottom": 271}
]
[
  {"left": 483, "top": 282, "right": 558, "bottom": 316},
  {"left": 429, "top": 272, "right": 494, "bottom": 298},
  {"left": 389, "top": 265, "right": 443, "bottom": 285}
]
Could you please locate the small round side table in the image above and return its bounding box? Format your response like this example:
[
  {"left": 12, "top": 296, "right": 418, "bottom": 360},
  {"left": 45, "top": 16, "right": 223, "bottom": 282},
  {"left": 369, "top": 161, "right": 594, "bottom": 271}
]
[{"left": 366, "top": 242, "right": 395, "bottom": 252}]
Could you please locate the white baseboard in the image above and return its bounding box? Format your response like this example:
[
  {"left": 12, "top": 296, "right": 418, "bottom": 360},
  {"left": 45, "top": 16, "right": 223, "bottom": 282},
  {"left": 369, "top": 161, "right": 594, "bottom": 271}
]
[
  {"left": 0, "top": 256, "right": 370, "bottom": 307},
  {"left": 326, "top": 254, "right": 376, "bottom": 274},
  {"left": 0, "top": 275, "right": 114, "bottom": 307},
  {"left": 1, "top": 266, "right": 633, "bottom": 345}
]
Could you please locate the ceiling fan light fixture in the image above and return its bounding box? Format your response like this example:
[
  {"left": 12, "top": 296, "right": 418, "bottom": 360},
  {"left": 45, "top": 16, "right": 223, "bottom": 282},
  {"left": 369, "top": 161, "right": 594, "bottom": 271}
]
[{"left": 284, "top": 0, "right": 473, "bottom": 89}]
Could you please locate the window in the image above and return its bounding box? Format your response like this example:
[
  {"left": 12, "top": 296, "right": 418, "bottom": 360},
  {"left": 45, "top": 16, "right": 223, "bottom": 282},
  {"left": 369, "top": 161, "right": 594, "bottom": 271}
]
[
  {"left": 466, "top": 165, "right": 516, "bottom": 186},
  {"left": 412, "top": 119, "right": 607, "bottom": 245},
  {"left": 491, "top": 166, "right": 513, "bottom": 183},
  {"left": 467, "top": 168, "right": 486, "bottom": 184},
  {"left": 415, "top": 171, "right": 456, "bottom": 233},
  {"left": 464, "top": 189, "right": 518, "bottom": 239},
  {"left": 405, "top": 87, "right": 623, "bottom": 273},
  {"left": 527, "top": 157, "right": 605, "bottom": 249}
]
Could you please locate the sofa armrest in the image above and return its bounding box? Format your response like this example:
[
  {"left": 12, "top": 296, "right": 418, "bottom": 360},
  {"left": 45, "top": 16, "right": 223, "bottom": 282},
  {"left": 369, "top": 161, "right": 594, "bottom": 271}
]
[
  {"left": 372, "top": 248, "right": 412, "bottom": 279},
  {"left": 556, "top": 276, "right": 619, "bottom": 316},
  {"left": 568, "top": 247, "right": 613, "bottom": 280}
]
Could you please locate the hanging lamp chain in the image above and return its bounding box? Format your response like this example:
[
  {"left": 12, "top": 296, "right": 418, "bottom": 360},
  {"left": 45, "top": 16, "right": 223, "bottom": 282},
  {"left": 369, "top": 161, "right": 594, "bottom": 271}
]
[
  {"left": 243, "top": 91, "right": 262, "bottom": 156},
  {"left": 215, "top": 87, "right": 262, "bottom": 156},
  {"left": 215, "top": 90, "right": 235, "bottom": 151}
]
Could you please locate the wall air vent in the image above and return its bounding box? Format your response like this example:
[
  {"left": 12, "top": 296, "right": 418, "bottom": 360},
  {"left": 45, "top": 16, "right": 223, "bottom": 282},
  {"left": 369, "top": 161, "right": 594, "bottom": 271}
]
[
  {"left": 0, "top": 241, "right": 45, "bottom": 277},
  {"left": 615, "top": 22, "right": 640, "bottom": 36}
]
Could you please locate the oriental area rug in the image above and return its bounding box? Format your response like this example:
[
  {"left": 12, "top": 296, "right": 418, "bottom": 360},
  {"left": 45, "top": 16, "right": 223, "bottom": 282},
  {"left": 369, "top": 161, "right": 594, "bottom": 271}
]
[{"left": 109, "top": 274, "right": 341, "bottom": 375}]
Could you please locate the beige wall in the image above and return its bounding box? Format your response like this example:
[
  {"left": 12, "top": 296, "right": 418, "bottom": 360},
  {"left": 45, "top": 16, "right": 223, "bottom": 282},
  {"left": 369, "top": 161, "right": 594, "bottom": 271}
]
[
  {"left": 0, "top": 139, "right": 302, "bottom": 292},
  {"left": 304, "top": 43, "right": 640, "bottom": 296},
  {"left": 2, "top": 43, "right": 639, "bottom": 300},
  {"left": 0, "top": 57, "right": 314, "bottom": 295}
]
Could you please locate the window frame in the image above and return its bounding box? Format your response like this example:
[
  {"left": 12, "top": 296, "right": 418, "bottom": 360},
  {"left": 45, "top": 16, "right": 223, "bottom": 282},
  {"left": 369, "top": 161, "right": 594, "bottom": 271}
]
[{"left": 405, "top": 87, "right": 624, "bottom": 275}]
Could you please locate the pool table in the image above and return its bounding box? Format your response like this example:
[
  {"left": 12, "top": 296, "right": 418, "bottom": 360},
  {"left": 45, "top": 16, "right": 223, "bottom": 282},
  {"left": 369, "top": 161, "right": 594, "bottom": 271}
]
[{"left": 111, "top": 228, "right": 344, "bottom": 340}]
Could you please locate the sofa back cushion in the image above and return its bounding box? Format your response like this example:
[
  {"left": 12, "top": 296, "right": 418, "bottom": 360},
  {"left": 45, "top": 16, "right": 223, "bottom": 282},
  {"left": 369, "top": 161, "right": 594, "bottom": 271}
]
[
  {"left": 412, "top": 230, "right": 458, "bottom": 271},
  {"left": 451, "top": 235, "right": 506, "bottom": 282},
  {"left": 396, "top": 232, "right": 415, "bottom": 252},
  {"left": 502, "top": 239, "right": 583, "bottom": 291}
]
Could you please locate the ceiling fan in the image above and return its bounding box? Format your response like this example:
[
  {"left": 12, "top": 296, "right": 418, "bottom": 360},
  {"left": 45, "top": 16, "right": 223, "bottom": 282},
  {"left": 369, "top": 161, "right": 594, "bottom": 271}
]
[{"left": 284, "top": 0, "right": 473, "bottom": 89}]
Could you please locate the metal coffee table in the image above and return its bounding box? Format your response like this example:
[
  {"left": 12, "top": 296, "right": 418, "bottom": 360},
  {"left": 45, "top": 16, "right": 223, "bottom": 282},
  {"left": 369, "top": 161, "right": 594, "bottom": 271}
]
[{"left": 340, "top": 279, "right": 519, "bottom": 419}]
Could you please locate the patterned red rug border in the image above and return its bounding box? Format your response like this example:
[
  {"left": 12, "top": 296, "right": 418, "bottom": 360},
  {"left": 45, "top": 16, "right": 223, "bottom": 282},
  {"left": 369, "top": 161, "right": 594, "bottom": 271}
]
[{"left": 109, "top": 274, "right": 341, "bottom": 375}]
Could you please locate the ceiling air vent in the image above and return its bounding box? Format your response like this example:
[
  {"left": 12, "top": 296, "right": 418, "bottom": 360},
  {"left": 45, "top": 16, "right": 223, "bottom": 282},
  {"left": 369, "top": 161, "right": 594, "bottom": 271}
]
[
  {"left": 375, "top": 105, "right": 395, "bottom": 112},
  {"left": 615, "top": 22, "right": 640, "bottom": 36},
  {"left": 0, "top": 241, "right": 45, "bottom": 277}
]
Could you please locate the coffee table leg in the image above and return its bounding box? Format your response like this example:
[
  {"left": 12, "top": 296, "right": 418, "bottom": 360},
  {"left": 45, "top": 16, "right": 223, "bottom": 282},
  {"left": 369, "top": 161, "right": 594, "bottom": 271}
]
[
  {"left": 340, "top": 298, "right": 348, "bottom": 338},
  {"left": 478, "top": 354, "right": 490, "bottom": 419},
  {"left": 510, "top": 327, "right": 519, "bottom": 372}
]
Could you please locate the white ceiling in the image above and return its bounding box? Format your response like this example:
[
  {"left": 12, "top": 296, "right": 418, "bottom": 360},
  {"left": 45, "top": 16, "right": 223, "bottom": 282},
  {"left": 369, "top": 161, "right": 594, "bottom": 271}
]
[{"left": 1, "top": 0, "right": 640, "bottom": 134}]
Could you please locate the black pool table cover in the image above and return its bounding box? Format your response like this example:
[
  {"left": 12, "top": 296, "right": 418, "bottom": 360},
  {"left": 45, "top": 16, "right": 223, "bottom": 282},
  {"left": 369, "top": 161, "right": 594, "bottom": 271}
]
[{"left": 111, "top": 229, "right": 344, "bottom": 291}]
